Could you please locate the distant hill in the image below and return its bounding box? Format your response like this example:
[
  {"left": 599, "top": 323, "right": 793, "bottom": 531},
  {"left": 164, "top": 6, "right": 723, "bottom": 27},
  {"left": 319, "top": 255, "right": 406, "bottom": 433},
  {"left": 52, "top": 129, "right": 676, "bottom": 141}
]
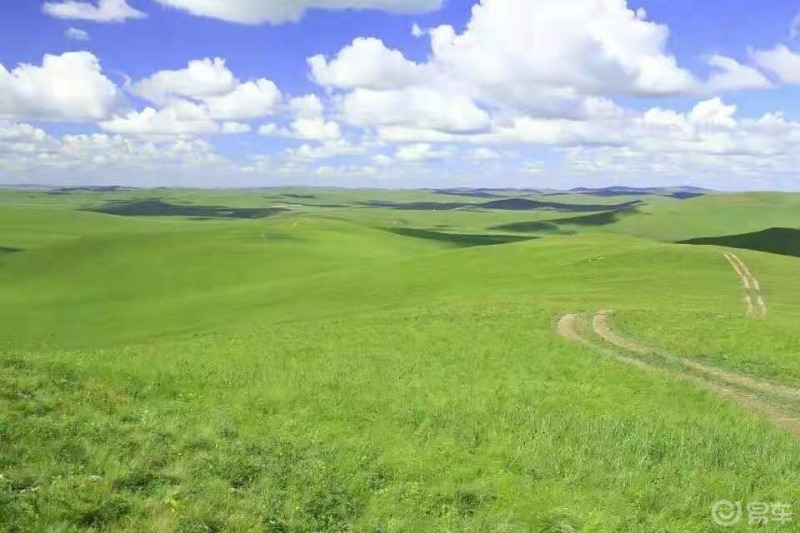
[{"left": 365, "top": 198, "right": 642, "bottom": 212}]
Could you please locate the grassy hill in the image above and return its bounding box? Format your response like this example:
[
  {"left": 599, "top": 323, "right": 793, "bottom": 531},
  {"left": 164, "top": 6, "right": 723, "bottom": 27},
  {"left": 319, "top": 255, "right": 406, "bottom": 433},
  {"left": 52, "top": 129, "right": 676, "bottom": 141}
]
[{"left": 2, "top": 187, "right": 800, "bottom": 531}]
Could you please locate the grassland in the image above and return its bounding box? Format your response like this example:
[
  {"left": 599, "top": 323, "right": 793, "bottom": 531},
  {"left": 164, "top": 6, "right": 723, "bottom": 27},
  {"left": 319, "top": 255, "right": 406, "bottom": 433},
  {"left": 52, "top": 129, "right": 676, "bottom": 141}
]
[{"left": 2, "top": 186, "right": 800, "bottom": 531}]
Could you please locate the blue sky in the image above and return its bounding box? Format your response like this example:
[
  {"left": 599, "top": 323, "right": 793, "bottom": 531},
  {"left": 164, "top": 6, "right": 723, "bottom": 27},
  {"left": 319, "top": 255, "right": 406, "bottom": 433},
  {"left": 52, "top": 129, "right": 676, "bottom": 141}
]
[{"left": 1, "top": 0, "right": 800, "bottom": 189}]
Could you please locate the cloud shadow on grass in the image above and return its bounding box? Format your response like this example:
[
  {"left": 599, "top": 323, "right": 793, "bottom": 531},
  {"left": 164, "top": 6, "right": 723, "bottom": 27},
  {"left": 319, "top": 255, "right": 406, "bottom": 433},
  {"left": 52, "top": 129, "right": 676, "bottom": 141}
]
[
  {"left": 680, "top": 227, "right": 800, "bottom": 258},
  {"left": 385, "top": 227, "right": 537, "bottom": 247},
  {"left": 490, "top": 207, "right": 642, "bottom": 233},
  {"left": 82, "top": 199, "right": 288, "bottom": 219}
]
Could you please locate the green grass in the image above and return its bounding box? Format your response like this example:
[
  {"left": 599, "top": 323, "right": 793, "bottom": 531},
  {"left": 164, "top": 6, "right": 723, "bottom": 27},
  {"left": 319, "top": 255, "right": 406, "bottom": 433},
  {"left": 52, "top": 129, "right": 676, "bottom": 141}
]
[{"left": 2, "top": 187, "right": 800, "bottom": 531}]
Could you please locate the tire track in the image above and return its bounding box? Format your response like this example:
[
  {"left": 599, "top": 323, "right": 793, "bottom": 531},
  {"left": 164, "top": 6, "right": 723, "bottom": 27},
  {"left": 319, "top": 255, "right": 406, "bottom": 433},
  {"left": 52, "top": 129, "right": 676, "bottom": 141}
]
[
  {"left": 723, "top": 252, "right": 767, "bottom": 318},
  {"left": 557, "top": 312, "right": 800, "bottom": 438},
  {"left": 592, "top": 310, "right": 800, "bottom": 402},
  {"left": 556, "top": 314, "right": 655, "bottom": 371}
]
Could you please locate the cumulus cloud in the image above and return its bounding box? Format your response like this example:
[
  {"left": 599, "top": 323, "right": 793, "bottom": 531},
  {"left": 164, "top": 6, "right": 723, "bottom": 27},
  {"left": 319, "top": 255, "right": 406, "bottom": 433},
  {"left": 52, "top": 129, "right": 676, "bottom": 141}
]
[
  {"left": 284, "top": 140, "right": 367, "bottom": 160},
  {"left": 288, "top": 94, "right": 324, "bottom": 119},
  {"left": 0, "top": 52, "right": 122, "bottom": 122},
  {"left": 221, "top": 122, "right": 252, "bottom": 134},
  {"left": 43, "top": 0, "right": 146, "bottom": 23},
  {"left": 309, "top": 38, "right": 426, "bottom": 89},
  {"left": 340, "top": 87, "right": 491, "bottom": 134},
  {"left": 203, "top": 79, "right": 282, "bottom": 120},
  {"left": 0, "top": 120, "right": 235, "bottom": 187},
  {"left": 131, "top": 58, "right": 239, "bottom": 104},
  {"left": 394, "top": 143, "right": 452, "bottom": 161},
  {"left": 307, "top": 0, "right": 737, "bottom": 142},
  {"left": 427, "top": 0, "right": 697, "bottom": 101},
  {"left": 259, "top": 118, "right": 342, "bottom": 141},
  {"left": 117, "top": 59, "right": 284, "bottom": 134},
  {"left": 65, "top": 27, "right": 91, "bottom": 40},
  {"left": 705, "top": 55, "right": 772, "bottom": 92},
  {"left": 565, "top": 98, "right": 800, "bottom": 184},
  {"left": 151, "top": 0, "right": 442, "bottom": 24},
  {"left": 99, "top": 100, "right": 219, "bottom": 135},
  {"left": 0, "top": 122, "right": 52, "bottom": 157},
  {"left": 751, "top": 45, "right": 800, "bottom": 85}
]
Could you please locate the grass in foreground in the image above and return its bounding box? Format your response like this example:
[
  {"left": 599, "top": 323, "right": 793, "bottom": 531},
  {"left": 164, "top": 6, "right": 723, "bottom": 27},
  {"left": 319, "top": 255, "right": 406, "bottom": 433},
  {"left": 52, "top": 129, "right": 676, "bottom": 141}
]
[{"left": 2, "top": 188, "right": 800, "bottom": 530}]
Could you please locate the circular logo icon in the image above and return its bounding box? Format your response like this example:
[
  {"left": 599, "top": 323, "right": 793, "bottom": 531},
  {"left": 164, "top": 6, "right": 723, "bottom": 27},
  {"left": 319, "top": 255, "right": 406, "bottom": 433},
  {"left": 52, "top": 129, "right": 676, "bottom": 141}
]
[{"left": 712, "top": 500, "right": 743, "bottom": 527}]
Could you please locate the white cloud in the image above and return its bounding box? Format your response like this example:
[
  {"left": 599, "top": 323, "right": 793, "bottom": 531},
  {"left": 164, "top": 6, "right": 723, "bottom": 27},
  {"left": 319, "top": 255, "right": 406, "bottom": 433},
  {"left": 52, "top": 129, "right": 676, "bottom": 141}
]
[
  {"left": 65, "top": 27, "right": 91, "bottom": 40},
  {"left": 340, "top": 87, "right": 491, "bottom": 134},
  {"left": 522, "top": 161, "right": 545, "bottom": 175},
  {"left": 99, "top": 104, "right": 219, "bottom": 135},
  {"left": 258, "top": 123, "right": 279, "bottom": 136},
  {"left": 285, "top": 139, "right": 368, "bottom": 161},
  {"left": 128, "top": 60, "right": 282, "bottom": 125},
  {"left": 394, "top": 143, "right": 452, "bottom": 161},
  {"left": 473, "top": 147, "right": 501, "bottom": 159},
  {"left": 221, "top": 121, "right": 251, "bottom": 134},
  {"left": 43, "top": 0, "right": 146, "bottom": 23},
  {"left": 309, "top": 0, "right": 754, "bottom": 148},
  {"left": 310, "top": 164, "right": 378, "bottom": 178},
  {"left": 290, "top": 118, "right": 341, "bottom": 141},
  {"left": 427, "top": 0, "right": 696, "bottom": 103},
  {"left": 0, "top": 122, "right": 236, "bottom": 187},
  {"left": 0, "top": 52, "right": 122, "bottom": 122},
  {"left": 373, "top": 153, "right": 394, "bottom": 165},
  {"left": 285, "top": 140, "right": 367, "bottom": 160},
  {"left": 131, "top": 58, "right": 238, "bottom": 104},
  {"left": 685, "top": 97, "right": 737, "bottom": 129},
  {"left": 151, "top": 0, "right": 442, "bottom": 24},
  {"left": 288, "top": 94, "right": 324, "bottom": 119},
  {"left": 260, "top": 118, "right": 342, "bottom": 141},
  {"left": 0, "top": 122, "right": 53, "bottom": 157},
  {"left": 751, "top": 45, "right": 800, "bottom": 85},
  {"left": 309, "top": 38, "right": 426, "bottom": 89},
  {"left": 203, "top": 79, "right": 282, "bottom": 120},
  {"left": 705, "top": 55, "right": 772, "bottom": 92}
]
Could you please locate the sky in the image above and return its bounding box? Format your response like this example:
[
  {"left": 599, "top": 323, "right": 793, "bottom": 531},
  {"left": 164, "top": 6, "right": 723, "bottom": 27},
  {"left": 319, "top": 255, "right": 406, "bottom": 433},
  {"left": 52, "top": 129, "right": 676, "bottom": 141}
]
[{"left": 2, "top": 0, "right": 800, "bottom": 190}]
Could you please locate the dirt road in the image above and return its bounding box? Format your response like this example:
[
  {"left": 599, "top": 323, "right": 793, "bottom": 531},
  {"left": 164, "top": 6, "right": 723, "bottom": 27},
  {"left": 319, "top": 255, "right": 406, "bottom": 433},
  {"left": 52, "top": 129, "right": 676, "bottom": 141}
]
[
  {"left": 723, "top": 252, "right": 767, "bottom": 318},
  {"left": 557, "top": 310, "right": 800, "bottom": 438}
]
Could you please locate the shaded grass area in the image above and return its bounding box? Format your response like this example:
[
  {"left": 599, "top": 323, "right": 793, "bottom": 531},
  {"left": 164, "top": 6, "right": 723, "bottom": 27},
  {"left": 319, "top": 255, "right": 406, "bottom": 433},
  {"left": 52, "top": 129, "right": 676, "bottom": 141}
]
[
  {"left": 280, "top": 193, "right": 317, "bottom": 199},
  {"left": 432, "top": 188, "right": 505, "bottom": 199},
  {"left": 491, "top": 207, "right": 641, "bottom": 233},
  {"left": 671, "top": 192, "right": 706, "bottom": 200},
  {"left": 680, "top": 227, "right": 800, "bottom": 258},
  {"left": 364, "top": 199, "right": 642, "bottom": 212},
  {"left": 559, "top": 187, "right": 706, "bottom": 200},
  {"left": 0, "top": 246, "right": 23, "bottom": 254},
  {"left": 384, "top": 227, "right": 537, "bottom": 247},
  {"left": 83, "top": 199, "right": 288, "bottom": 219}
]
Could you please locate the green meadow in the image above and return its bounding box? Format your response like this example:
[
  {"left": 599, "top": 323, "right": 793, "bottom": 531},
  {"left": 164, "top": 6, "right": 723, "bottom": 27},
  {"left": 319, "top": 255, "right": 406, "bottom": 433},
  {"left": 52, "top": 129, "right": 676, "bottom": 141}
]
[{"left": 2, "top": 186, "right": 800, "bottom": 531}]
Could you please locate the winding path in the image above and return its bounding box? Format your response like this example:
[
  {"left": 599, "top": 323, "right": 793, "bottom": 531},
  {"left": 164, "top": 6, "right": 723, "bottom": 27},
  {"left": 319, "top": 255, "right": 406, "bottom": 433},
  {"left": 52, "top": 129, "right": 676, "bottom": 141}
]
[{"left": 556, "top": 310, "right": 800, "bottom": 438}]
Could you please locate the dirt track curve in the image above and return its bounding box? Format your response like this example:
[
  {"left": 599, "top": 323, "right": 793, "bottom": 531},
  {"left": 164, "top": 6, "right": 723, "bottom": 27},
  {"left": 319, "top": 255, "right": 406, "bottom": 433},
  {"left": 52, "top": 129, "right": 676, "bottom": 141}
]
[
  {"left": 557, "top": 311, "right": 800, "bottom": 438},
  {"left": 723, "top": 252, "right": 767, "bottom": 318}
]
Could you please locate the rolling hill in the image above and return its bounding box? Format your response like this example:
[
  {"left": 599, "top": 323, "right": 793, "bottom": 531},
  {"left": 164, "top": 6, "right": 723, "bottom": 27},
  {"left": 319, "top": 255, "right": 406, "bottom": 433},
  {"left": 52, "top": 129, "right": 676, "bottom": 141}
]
[{"left": 2, "top": 187, "right": 800, "bottom": 531}]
